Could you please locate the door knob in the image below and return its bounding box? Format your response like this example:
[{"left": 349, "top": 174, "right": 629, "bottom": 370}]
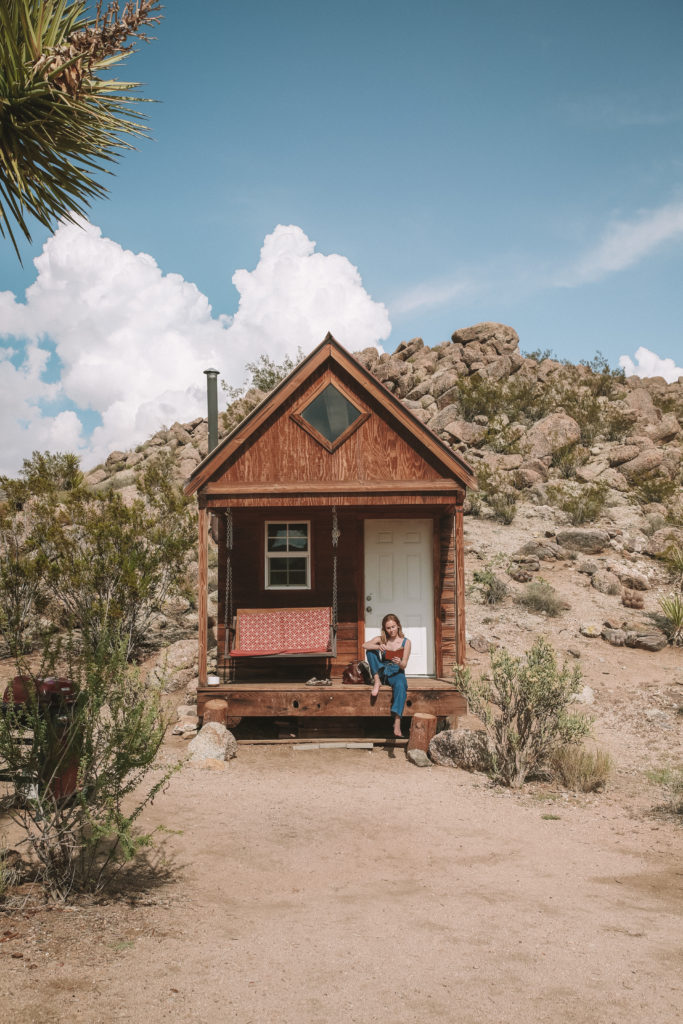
[{"left": 366, "top": 605, "right": 372, "bottom": 613}]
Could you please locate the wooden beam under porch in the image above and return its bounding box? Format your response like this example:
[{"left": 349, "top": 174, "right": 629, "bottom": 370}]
[{"left": 196, "top": 678, "right": 466, "bottom": 722}]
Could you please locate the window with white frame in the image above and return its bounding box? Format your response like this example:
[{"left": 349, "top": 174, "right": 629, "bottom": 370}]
[{"left": 265, "top": 521, "right": 310, "bottom": 589}]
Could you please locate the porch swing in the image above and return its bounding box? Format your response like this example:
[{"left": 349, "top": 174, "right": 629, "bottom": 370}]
[{"left": 224, "top": 507, "right": 339, "bottom": 660}]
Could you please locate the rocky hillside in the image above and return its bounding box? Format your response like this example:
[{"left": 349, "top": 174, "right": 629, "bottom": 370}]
[{"left": 82, "top": 322, "right": 683, "bottom": 674}]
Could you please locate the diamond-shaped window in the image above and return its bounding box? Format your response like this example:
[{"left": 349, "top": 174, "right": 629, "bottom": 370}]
[{"left": 299, "top": 384, "right": 362, "bottom": 445}]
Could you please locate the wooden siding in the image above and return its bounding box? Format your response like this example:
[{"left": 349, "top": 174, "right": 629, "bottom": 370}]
[
  {"left": 214, "top": 506, "right": 458, "bottom": 683},
  {"left": 208, "top": 364, "right": 451, "bottom": 492}
]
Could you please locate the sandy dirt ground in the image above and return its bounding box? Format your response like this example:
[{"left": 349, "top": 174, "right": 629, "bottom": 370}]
[
  {"left": 1, "top": 503, "right": 682, "bottom": 1023},
  {"left": 1, "top": 739, "right": 681, "bottom": 1024}
]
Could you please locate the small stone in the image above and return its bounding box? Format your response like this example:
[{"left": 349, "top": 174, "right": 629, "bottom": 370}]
[
  {"left": 469, "top": 635, "right": 492, "bottom": 654},
  {"left": 577, "top": 561, "right": 598, "bottom": 575},
  {"left": 601, "top": 627, "right": 627, "bottom": 647},
  {"left": 567, "top": 648, "right": 581, "bottom": 659},
  {"left": 407, "top": 748, "right": 431, "bottom": 767},
  {"left": 591, "top": 570, "right": 622, "bottom": 595},
  {"left": 579, "top": 624, "right": 602, "bottom": 638},
  {"left": 570, "top": 685, "right": 595, "bottom": 705}
]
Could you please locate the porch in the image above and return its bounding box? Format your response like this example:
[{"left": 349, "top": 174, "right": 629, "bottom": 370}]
[{"left": 196, "top": 676, "right": 467, "bottom": 722}]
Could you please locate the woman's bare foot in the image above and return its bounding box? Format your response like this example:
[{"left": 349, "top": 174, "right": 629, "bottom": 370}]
[
  {"left": 393, "top": 716, "right": 404, "bottom": 738},
  {"left": 371, "top": 676, "right": 381, "bottom": 698}
]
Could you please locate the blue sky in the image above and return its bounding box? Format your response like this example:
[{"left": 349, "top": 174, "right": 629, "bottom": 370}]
[{"left": 1, "top": 0, "right": 682, "bottom": 472}]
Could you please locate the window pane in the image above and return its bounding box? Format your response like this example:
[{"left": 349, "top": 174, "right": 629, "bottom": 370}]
[
  {"left": 268, "top": 556, "right": 308, "bottom": 587},
  {"left": 269, "top": 564, "right": 288, "bottom": 586},
  {"left": 300, "top": 385, "right": 361, "bottom": 444},
  {"left": 288, "top": 525, "right": 308, "bottom": 551},
  {"left": 285, "top": 557, "right": 307, "bottom": 585},
  {"left": 267, "top": 524, "right": 288, "bottom": 552}
]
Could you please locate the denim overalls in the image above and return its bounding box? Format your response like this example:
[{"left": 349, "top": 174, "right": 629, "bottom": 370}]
[{"left": 366, "top": 638, "right": 408, "bottom": 717}]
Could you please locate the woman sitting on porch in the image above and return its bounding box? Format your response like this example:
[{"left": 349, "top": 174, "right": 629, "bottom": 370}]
[{"left": 363, "top": 613, "right": 411, "bottom": 738}]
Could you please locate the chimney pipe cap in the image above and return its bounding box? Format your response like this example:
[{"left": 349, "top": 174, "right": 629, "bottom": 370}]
[{"left": 204, "top": 367, "right": 219, "bottom": 377}]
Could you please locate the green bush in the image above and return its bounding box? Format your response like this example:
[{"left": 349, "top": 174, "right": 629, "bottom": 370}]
[
  {"left": 646, "top": 765, "right": 683, "bottom": 815},
  {"left": 0, "top": 635, "right": 179, "bottom": 900},
  {"left": 0, "top": 452, "right": 196, "bottom": 660},
  {"left": 550, "top": 744, "right": 612, "bottom": 792},
  {"left": 629, "top": 471, "right": 680, "bottom": 507},
  {"left": 546, "top": 481, "right": 609, "bottom": 525},
  {"left": 477, "top": 465, "right": 517, "bottom": 524},
  {"left": 550, "top": 443, "right": 589, "bottom": 479},
  {"left": 472, "top": 568, "right": 508, "bottom": 605},
  {"left": 455, "top": 637, "right": 589, "bottom": 788},
  {"left": 515, "top": 580, "right": 567, "bottom": 617}
]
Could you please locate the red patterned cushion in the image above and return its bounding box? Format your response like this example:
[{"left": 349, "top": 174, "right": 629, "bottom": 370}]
[{"left": 231, "top": 607, "right": 331, "bottom": 656}]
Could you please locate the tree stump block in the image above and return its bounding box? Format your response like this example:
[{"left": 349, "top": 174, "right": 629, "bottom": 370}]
[
  {"left": 203, "top": 698, "right": 228, "bottom": 726},
  {"left": 408, "top": 712, "right": 437, "bottom": 752}
]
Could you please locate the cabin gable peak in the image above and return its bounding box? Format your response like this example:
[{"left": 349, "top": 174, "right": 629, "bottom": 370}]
[{"left": 184, "top": 334, "right": 476, "bottom": 496}]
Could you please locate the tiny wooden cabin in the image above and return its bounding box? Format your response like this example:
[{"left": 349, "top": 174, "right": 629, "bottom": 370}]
[{"left": 184, "top": 335, "right": 476, "bottom": 733}]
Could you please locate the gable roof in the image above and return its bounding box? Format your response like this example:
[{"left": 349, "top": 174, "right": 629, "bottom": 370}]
[{"left": 184, "top": 333, "right": 476, "bottom": 495}]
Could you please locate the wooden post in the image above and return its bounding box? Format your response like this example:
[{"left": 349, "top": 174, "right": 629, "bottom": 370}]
[
  {"left": 203, "top": 698, "right": 228, "bottom": 726},
  {"left": 198, "top": 504, "right": 208, "bottom": 686},
  {"left": 454, "top": 494, "right": 466, "bottom": 667},
  {"left": 408, "top": 713, "right": 437, "bottom": 752}
]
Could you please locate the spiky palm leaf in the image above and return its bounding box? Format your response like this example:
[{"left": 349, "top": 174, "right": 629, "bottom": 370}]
[{"left": 0, "top": 0, "right": 162, "bottom": 258}]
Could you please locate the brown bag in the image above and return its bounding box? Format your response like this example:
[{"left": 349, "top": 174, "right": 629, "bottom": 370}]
[{"left": 342, "top": 661, "right": 369, "bottom": 685}]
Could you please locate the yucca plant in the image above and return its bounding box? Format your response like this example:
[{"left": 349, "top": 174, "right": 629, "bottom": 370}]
[
  {"left": 0, "top": 0, "right": 162, "bottom": 258},
  {"left": 658, "top": 593, "right": 683, "bottom": 645}
]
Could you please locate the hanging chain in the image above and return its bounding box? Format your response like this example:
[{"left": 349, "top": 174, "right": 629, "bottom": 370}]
[
  {"left": 331, "top": 505, "right": 339, "bottom": 631},
  {"left": 223, "top": 508, "right": 233, "bottom": 672}
]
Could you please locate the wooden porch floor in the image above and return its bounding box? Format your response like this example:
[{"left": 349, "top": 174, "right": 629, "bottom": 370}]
[{"left": 196, "top": 678, "right": 467, "bottom": 721}]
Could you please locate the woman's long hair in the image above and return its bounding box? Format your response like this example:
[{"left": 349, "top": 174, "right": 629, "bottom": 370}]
[{"left": 381, "top": 613, "right": 404, "bottom": 641}]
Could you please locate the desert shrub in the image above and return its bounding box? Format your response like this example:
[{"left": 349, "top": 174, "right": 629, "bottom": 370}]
[
  {"left": 646, "top": 765, "right": 683, "bottom": 815},
  {"left": 515, "top": 580, "right": 566, "bottom": 617},
  {"left": 550, "top": 443, "right": 589, "bottom": 479},
  {"left": 475, "top": 465, "right": 517, "bottom": 524},
  {"left": 0, "top": 635, "right": 179, "bottom": 900},
  {"left": 522, "top": 348, "right": 555, "bottom": 361},
  {"left": 455, "top": 637, "right": 589, "bottom": 788},
  {"left": 546, "top": 481, "right": 609, "bottom": 525},
  {"left": 601, "top": 405, "right": 634, "bottom": 442},
  {"left": 488, "top": 489, "right": 517, "bottom": 524},
  {"left": 0, "top": 452, "right": 195, "bottom": 660},
  {"left": 629, "top": 470, "right": 680, "bottom": 507},
  {"left": 658, "top": 593, "right": 683, "bottom": 644},
  {"left": 221, "top": 349, "right": 304, "bottom": 432},
  {"left": 550, "top": 744, "right": 612, "bottom": 792},
  {"left": 660, "top": 543, "right": 683, "bottom": 588},
  {"left": 578, "top": 352, "right": 626, "bottom": 399},
  {"left": 472, "top": 568, "right": 508, "bottom": 605}
]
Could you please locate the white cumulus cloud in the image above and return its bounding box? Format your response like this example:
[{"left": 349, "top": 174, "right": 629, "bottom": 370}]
[
  {"left": 0, "top": 221, "right": 390, "bottom": 474},
  {"left": 559, "top": 200, "right": 683, "bottom": 286},
  {"left": 619, "top": 346, "right": 683, "bottom": 383}
]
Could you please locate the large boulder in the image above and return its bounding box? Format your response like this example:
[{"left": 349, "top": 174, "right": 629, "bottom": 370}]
[
  {"left": 451, "top": 322, "right": 520, "bottom": 355},
  {"left": 428, "top": 729, "right": 491, "bottom": 771},
  {"left": 187, "top": 722, "right": 237, "bottom": 763},
  {"left": 520, "top": 413, "right": 581, "bottom": 459},
  {"left": 645, "top": 527, "right": 683, "bottom": 558},
  {"left": 555, "top": 528, "right": 611, "bottom": 554},
  {"left": 149, "top": 639, "right": 198, "bottom": 691},
  {"left": 620, "top": 448, "right": 663, "bottom": 480}
]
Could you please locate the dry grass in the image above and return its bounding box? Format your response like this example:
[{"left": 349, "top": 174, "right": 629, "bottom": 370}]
[{"left": 550, "top": 745, "right": 612, "bottom": 792}]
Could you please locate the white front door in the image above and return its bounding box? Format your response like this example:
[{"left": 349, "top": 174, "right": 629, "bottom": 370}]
[{"left": 364, "top": 519, "right": 434, "bottom": 676}]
